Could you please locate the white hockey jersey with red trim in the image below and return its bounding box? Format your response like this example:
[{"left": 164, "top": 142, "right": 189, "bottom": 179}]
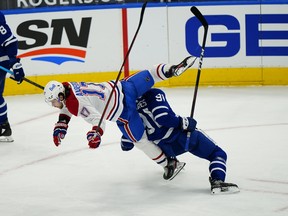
[{"left": 60, "top": 81, "right": 124, "bottom": 131}]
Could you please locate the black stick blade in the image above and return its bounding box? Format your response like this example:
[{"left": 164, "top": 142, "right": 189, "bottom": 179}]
[{"left": 190, "top": 6, "right": 208, "bottom": 28}]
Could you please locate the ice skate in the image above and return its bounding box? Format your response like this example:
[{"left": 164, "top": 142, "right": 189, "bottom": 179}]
[
  {"left": 209, "top": 177, "right": 240, "bottom": 195},
  {"left": 163, "top": 157, "right": 186, "bottom": 180},
  {"left": 166, "top": 56, "right": 197, "bottom": 77},
  {"left": 0, "top": 121, "right": 14, "bottom": 142}
]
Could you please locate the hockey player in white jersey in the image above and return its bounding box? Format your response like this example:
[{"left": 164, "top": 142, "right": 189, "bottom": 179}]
[
  {"left": 44, "top": 56, "right": 196, "bottom": 180},
  {"left": 121, "top": 88, "right": 240, "bottom": 194},
  {"left": 0, "top": 11, "right": 25, "bottom": 142}
]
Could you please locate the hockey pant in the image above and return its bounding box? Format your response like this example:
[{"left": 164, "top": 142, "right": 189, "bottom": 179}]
[{"left": 117, "top": 68, "right": 168, "bottom": 142}]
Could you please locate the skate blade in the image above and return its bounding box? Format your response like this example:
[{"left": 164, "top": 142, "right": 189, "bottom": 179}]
[
  {"left": 169, "top": 162, "right": 186, "bottom": 181},
  {"left": 0, "top": 136, "right": 14, "bottom": 142},
  {"left": 211, "top": 186, "right": 240, "bottom": 195},
  {"left": 174, "top": 56, "right": 197, "bottom": 76}
]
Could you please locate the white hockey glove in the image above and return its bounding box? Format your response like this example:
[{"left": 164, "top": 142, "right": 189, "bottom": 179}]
[
  {"left": 11, "top": 58, "right": 25, "bottom": 83},
  {"left": 180, "top": 117, "right": 197, "bottom": 132}
]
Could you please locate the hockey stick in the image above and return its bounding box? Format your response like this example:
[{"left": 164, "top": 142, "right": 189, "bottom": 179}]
[
  {"left": 96, "top": 2, "right": 147, "bottom": 132},
  {"left": 185, "top": 6, "right": 209, "bottom": 151},
  {"left": 22, "top": 77, "right": 44, "bottom": 90},
  {"left": 0, "top": 65, "right": 44, "bottom": 90}
]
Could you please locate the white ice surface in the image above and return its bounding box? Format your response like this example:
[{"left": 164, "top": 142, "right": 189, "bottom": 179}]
[{"left": 0, "top": 86, "right": 287, "bottom": 216}]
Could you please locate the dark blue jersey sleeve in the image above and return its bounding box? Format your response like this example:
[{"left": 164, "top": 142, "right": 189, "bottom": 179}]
[
  {"left": 143, "top": 88, "right": 180, "bottom": 128},
  {"left": 0, "top": 12, "right": 18, "bottom": 66},
  {"left": 137, "top": 88, "right": 182, "bottom": 155}
]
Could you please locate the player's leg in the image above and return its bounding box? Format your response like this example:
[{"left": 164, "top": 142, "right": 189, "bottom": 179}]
[
  {"left": 189, "top": 129, "right": 239, "bottom": 194},
  {"left": 149, "top": 56, "right": 197, "bottom": 82},
  {"left": 117, "top": 112, "right": 177, "bottom": 178},
  {"left": 117, "top": 107, "right": 145, "bottom": 143},
  {"left": 118, "top": 80, "right": 153, "bottom": 141},
  {"left": 158, "top": 141, "right": 186, "bottom": 180},
  {"left": 122, "top": 70, "right": 155, "bottom": 97},
  {"left": 134, "top": 133, "right": 185, "bottom": 180},
  {"left": 0, "top": 75, "right": 13, "bottom": 142},
  {"left": 134, "top": 133, "right": 167, "bottom": 168},
  {"left": 122, "top": 56, "right": 197, "bottom": 98},
  {"left": 120, "top": 131, "right": 171, "bottom": 180}
]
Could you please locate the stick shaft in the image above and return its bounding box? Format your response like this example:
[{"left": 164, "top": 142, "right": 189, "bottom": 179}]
[
  {"left": 190, "top": 6, "right": 208, "bottom": 118},
  {"left": 96, "top": 2, "right": 147, "bottom": 131},
  {"left": 185, "top": 6, "right": 209, "bottom": 151},
  {"left": 23, "top": 77, "right": 44, "bottom": 90},
  {"left": 0, "top": 65, "right": 44, "bottom": 90}
]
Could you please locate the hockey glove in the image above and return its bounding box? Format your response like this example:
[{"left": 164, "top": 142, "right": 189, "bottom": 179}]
[
  {"left": 87, "top": 126, "right": 103, "bottom": 149},
  {"left": 11, "top": 58, "right": 25, "bottom": 84},
  {"left": 121, "top": 136, "right": 134, "bottom": 151},
  {"left": 53, "top": 122, "right": 68, "bottom": 146},
  {"left": 180, "top": 117, "right": 197, "bottom": 132}
]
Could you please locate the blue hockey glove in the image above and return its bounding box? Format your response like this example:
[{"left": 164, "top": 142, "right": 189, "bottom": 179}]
[
  {"left": 11, "top": 58, "right": 25, "bottom": 83},
  {"left": 121, "top": 136, "right": 134, "bottom": 151},
  {"left": 180, "top": 117, "right": 197, "bottom": 132}
]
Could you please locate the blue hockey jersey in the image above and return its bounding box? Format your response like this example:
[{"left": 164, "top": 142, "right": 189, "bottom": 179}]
[
  {"left": 136, "top": 88, "right": 182, "bottom": 146},
  {"left": 136, "top": 88, "right": 229, "bottom": 182},
  {"left": 0, "top": 11, "right": 18, "bottom": 68}
]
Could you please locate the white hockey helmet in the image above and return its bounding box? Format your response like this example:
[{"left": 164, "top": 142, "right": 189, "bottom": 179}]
[{"left": 44, "top": 81, "right": 65, "bottom": 105}]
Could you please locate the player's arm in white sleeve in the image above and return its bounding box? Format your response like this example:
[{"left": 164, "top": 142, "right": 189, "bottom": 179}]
[
  {"left": 53, "top": 107, "right": 72, "bottom": 147},
  {"left": 78, "top": 104, "right": 106, "bottom": 149},
  {"left": 59, "top": 106, "right": 72, "bottom": 123}
]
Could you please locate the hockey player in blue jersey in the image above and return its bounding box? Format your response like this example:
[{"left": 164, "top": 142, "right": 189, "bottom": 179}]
[
  {"left": 121, "top": 88, "right": 240, "bottom": 194},
  {"left": 44, "top": 56, "right": 196, "bottom": 180},
  {"left": 0, "top": 11, "right": 25, "bottom": 142}
]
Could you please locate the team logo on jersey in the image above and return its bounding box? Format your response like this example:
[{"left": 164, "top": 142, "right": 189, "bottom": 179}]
[{"left": 16, "top": 17, "right": 92, "bottom": 65}]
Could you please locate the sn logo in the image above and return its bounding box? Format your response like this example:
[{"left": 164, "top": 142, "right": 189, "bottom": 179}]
[{"left": 17, "top": 17, "right": 92, "bottom": 65}]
